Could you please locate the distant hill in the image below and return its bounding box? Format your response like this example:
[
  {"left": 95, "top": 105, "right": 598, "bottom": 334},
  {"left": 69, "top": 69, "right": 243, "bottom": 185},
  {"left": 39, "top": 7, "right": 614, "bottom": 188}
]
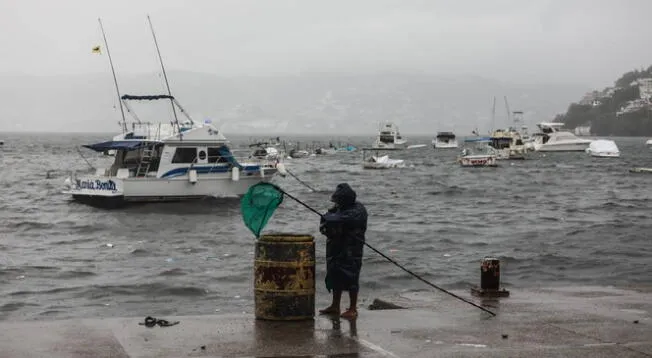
[
  {"left": 555, "top": 66, "right": 652, "bottom": 136},
  {"left": 0, "top": 71, "right": 586, "bottom": 135}
]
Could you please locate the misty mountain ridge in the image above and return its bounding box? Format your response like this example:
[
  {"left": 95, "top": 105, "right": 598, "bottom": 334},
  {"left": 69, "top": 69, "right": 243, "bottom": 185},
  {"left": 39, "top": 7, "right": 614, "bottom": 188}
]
[{"left": 0, "top": 71, "right": 588, "bottom": 136}]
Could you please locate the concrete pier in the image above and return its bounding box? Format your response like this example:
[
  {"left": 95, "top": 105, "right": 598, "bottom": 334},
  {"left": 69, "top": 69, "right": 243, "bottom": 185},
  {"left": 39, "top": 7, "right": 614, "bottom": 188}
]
[{"left": 0, "top": 286, "right": 650, "bottom": 357}]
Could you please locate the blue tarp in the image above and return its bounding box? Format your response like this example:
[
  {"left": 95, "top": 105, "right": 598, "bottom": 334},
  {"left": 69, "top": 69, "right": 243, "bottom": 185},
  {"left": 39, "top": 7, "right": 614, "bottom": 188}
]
[
  {"left": 217, "top": 145, "right": 243, "bottom": 169},
  {"left": 82, "top": 140, "right": 150, "bottom": 152},
  {"left": 464, "top": 137, "right": 492, "bottom": 143}
]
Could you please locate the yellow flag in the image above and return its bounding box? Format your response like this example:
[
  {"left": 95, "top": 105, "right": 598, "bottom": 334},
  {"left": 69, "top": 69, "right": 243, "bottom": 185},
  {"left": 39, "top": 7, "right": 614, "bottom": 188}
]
[{"left": 92, "top": 45, "right": 101, "bottom": 54}]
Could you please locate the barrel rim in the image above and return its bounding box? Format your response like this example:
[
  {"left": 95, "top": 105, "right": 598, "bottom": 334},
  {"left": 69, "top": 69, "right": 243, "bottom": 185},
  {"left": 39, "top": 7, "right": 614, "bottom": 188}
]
[{"left": 259, "top": 233, "right": 314, "bottom": 242}]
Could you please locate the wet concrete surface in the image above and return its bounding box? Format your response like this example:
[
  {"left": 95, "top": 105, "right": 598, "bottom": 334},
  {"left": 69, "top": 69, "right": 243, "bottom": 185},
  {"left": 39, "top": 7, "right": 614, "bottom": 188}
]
[{"left": 0, "top": 286, "right": 650, "bottom": 357}]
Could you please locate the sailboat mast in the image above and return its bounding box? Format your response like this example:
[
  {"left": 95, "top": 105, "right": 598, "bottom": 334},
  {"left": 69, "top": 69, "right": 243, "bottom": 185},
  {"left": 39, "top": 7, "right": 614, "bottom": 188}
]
[
  {"left": 146, "top": 15, "right": 181, "bottom": 135},
  {"left": 98, "top": 18, "right": 127, "bottom": 133}
]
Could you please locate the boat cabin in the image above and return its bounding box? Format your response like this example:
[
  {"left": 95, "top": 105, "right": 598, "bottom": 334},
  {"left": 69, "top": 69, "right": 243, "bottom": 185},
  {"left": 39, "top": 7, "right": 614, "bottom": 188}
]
[
  {"left": 82, "top": 125, "right": 249, "bottom": 180},
  {"left": 378, "top": 123, "right": 403, "bottom": 144},
  {"left": 436, "top": 132, "right": 456, "bottom": 140}
]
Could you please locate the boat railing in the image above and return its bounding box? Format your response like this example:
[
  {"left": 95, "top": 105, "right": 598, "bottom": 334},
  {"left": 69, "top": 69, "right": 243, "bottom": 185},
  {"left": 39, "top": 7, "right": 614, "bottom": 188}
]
[{"left": 187, "top": 150, "right": 278, "bottom": 173}]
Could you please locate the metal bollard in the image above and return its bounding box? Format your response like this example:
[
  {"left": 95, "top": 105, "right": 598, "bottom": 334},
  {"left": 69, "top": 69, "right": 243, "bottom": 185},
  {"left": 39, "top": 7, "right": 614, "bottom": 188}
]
[{"left": 471, "top": 257, "right": 510, "bottom": 297}]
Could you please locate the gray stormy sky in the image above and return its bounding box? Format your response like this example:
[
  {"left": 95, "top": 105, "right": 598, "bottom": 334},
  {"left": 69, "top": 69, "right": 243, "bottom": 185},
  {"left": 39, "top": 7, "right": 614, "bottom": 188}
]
[{"left": 1, "top": 0, "right": 652, "bottom": 88}]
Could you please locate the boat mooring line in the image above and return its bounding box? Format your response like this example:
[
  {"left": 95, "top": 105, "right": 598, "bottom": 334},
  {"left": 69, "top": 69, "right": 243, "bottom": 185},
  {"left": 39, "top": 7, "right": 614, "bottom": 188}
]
[{"left": 285, "top": 168, "right": 318, "bottom": 192}]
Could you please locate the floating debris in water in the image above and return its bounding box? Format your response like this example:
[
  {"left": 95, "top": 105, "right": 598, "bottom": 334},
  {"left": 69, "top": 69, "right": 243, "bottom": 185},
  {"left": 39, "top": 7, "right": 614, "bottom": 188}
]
[{"left": 106, "top": 243, "right": 114, "bottom": 248}]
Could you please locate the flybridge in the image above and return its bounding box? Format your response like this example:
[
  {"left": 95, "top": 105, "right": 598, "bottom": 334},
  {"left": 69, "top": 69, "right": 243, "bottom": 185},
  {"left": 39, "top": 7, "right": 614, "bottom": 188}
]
[{"left": 118, "top": 93, "right": 197, "bottom": 139}]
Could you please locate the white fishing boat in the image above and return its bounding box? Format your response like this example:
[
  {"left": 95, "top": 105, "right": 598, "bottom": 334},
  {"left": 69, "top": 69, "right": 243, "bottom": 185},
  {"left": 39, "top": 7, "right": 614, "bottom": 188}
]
[
  {"left": 489, "top": 128, "right": 527, "bottom": 160},
  {"left": 458, "top": 138, "right": 498, "bottom": 167},
  {"left": 362, "top": 148, "right": 405, "bottom": 169},
  {"left": 63, "top": 115, "right": 282, "bottom": 207},
  {"left": 432, "top": 132, "right": 458, "bottom": 149},
  {"left": 372, "top": 122, "right": 407, "bottom": 149},
  {"left": 62, "top": 17, "right": 283, "bottom": 208},
  {"left": 532, "top": 122, "right": 592, "bottom": 152},
  {"left": 585, "top": 139, "right": 620, "bottom": 158},
  {"left": 646, "top": 139, "right": 652, "bottom": 149}
]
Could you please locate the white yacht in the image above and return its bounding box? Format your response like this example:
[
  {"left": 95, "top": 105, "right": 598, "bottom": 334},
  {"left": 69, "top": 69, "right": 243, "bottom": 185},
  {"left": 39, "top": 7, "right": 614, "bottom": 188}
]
[
  {"left": 62, "top": 95, "right": 282, "bottom": 208},
  {"left": 372, "top": 122, "right": 407, "bottom": 149},
  {"left": 432, "top": 132, "right": 458, "bottom": 149},
  {"left": 532, "top": 122, "right": 592, "bottom": 152}
]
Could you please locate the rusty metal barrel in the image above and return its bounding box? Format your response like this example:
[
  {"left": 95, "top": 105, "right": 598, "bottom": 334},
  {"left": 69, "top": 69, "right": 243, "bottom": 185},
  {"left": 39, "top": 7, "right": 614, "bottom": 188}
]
[{"left": 254, "top": 234, "right": 315, "bottom": 320}]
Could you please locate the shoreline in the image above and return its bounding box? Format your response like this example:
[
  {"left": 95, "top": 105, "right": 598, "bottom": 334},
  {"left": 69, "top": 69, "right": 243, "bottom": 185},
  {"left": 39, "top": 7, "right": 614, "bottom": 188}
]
[{"left": 0, "top": 285, "right": 649, "bottom": 357}]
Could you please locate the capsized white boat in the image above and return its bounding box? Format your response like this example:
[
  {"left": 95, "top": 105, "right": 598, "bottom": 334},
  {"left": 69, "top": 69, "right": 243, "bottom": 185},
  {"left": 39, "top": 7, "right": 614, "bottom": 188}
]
[
  {"left": 364, "top": 155, "right": 405, "bottom": 169},
  {"left": 585, "top": 139, "right": 620, "bottom": 158},
  {"left": 362, "top": 147, "right": 405, "bottom": 169}
]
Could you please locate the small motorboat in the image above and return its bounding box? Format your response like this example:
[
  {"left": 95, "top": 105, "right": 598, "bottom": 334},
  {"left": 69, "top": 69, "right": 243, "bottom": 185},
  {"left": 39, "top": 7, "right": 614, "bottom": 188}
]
[{"left": 458, "top": 138, "right": 498, "bottom": 167}]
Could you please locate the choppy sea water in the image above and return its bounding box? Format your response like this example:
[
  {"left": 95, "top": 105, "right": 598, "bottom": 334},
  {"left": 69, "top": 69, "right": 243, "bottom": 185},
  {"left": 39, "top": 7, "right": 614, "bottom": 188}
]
[{"left": 1, "top": 132, "right": 652, "bottom": 321}]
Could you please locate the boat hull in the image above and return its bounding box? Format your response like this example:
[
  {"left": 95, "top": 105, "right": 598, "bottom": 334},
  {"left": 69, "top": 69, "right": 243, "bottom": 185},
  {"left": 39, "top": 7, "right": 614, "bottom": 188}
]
[
  {"left": 590, "top": 152, "right": 620, "bottom": 158},
  {"left": 63, "top": 170, "right": 276, "bottom": 208},
  {"left": 458, "top": 155, "right": 498, "bottom": 167},
  {"left": 371, "top": 141, "right": 407, "bottom": 149},
  {"left": 535, "top": 142, "right": 591, "bottom": 152},
  {"left": 433, "top": 141, "right": 458, "bottom": 149}
]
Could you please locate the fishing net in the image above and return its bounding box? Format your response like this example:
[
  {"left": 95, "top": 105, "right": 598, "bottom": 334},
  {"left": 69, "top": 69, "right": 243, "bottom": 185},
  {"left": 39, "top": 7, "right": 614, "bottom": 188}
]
[{"left": 241, "top": 183, "right": 284, "bottom": 238}]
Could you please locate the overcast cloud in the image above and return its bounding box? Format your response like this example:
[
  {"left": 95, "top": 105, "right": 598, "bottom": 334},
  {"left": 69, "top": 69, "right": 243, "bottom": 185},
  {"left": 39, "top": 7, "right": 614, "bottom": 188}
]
[{"left": 1, "top": 0, "right": 652, "bottom": 87}]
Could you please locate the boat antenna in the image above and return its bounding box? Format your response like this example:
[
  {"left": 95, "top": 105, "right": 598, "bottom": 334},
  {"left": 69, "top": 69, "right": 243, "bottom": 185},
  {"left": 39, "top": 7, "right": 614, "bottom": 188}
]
[
  {"left": 491, "top": 96, "right": 496, "bottom": 132},
  {"left": 146, "top": 15, "right": 181, "bottom": 137},
  {"left": 504, "top": 96, "right": 511, "bottom": 128},
  {"left": 98, "top": 18, "right": 127, "bottom": 133}
]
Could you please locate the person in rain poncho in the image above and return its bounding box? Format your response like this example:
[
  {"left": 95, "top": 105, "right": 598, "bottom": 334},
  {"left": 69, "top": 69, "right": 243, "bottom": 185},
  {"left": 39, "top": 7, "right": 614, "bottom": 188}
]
[{"left": 318, "top": 183, "right": 368, "bottom": 319}]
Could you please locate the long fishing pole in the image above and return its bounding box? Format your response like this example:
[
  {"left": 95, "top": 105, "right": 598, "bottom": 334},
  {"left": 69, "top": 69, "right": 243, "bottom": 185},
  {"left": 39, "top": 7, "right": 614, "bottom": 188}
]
[
  {"left": 271, "top": 184, "right": 496, "bottom": 317},
  {"left": 285, "top": 168, "right": 318, "bottom": 192}
]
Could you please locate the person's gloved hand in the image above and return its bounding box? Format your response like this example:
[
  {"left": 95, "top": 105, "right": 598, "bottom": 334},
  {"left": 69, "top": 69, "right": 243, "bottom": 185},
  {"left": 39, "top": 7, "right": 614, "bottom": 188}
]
[
  {"left": 327, "top": 204, "right": 338, "bottom": 213},
  {"left": 319, "top": 221, "right": 328, "bottom": 235}
]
